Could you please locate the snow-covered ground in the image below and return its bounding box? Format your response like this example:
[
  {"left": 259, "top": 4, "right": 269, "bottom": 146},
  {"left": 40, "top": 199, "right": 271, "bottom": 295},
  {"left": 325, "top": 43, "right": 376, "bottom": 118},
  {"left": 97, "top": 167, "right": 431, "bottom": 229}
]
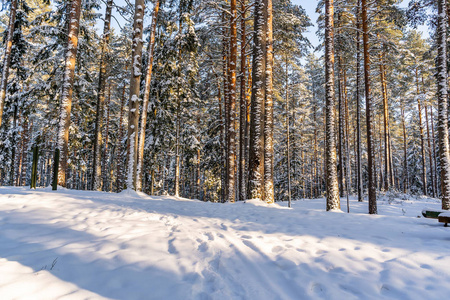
[{"left": 0, "top": 187, "right": 449, "bottom": 300}]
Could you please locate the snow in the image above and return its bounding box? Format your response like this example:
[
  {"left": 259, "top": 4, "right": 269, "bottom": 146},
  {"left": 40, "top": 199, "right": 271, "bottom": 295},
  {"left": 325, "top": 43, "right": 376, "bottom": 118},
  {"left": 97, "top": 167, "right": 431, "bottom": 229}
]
[{"left": 1, "top": 187, "right": 450, "bottom": 299}]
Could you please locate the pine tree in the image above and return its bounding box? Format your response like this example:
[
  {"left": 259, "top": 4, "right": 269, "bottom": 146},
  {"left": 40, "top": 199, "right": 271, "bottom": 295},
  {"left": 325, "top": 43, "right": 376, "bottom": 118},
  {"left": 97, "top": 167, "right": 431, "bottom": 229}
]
[
  {"left": 57, "top": 0, "right": 82, "bottom": 187},
  {"left": 325, "top": 0, "right": 340, "bottom": 210}
]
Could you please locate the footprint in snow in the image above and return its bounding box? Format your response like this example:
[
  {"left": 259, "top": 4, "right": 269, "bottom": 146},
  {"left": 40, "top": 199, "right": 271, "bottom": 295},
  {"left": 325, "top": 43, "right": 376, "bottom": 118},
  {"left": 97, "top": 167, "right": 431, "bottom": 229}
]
[
  {"left": 311, "top": 283, "right": 327, "bottom": 298},
  {"left": 271, "top": 246, "right": 284, "bottom": 253}
]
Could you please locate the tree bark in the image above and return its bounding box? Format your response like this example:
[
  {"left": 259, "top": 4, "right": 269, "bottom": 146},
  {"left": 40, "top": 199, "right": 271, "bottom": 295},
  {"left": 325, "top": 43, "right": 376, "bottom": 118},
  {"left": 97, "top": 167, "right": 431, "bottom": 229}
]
[
  {"left": 362, "top": 0, "right": 377, "bottom": 214},
  {"left": 136, "top": 0, "right": 160, "bottom": 191},
  {"left": 58, "top": 0, "right": 82, "bottom": 187},
  {"left": 263, "top": 0, "right": 274, "bottom": 203},
  {"left": 247, "top": 0, "right": 266, "bottom": 200},
  {"left": 416, "top": 68, "right": 427, "bottom": 195},
  {"left": 0, "top": 0, "right": 18, "bottom": 128},
  {"left": 126, "top": 0, "right": 145, "bottom": 190},
  {"left": 437, "top": 0, "right": 450, "bottom": 210},
  {"left": 92, "top": 0, "right": 114, "bottom": 191},
  {"left": 226, "top": 0, "right": 237, "bottom": 202},
  {"left": 401, "top": 102, "right": 409, "bottom": 193},
  {"left": 325, "top": 0, "right": 340, "bottom": 210},
  {"left": 356, "top": 0, "right": 363, "bottom": 201},
  {"left": 116, "top": 84, "right": 126, "bottom": 192},
  {"left": 238, "top": 0, "right": 247, "bottom": 201}
]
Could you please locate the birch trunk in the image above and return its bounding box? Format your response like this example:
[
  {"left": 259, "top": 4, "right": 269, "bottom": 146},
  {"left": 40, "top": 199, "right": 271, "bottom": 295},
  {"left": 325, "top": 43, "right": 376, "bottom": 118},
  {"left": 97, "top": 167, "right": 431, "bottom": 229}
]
[{"left": 58, "top": 0, "right": 82, "bottom": 187}]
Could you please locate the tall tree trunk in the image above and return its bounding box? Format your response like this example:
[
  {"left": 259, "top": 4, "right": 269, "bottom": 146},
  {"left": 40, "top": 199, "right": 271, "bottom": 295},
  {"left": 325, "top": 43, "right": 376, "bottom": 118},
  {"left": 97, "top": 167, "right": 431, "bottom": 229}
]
[
  {"left": 325, "top": 0, "right": 340, "bottom": 210},
  {"left": 247, "top": 0, "right": 266, "bottom": 200},
  {"left": 126, "top": 0, "right": 145, "bottom": 190},
  {"left": 102, "top": 84, "right": 111, "bottom": 191},
  {"left": 57, "top": 0, "right": 82, "bottom": 187},
  {"left": 430, "top": 106, "right": 438, "bottom": 196},
  {"left": 92, "top": 0, "right": 114, "bottom": 191},
  {"left": 416, "top": 68, "right": 427, "bottom": 195},
  {"left": 362, "top": 0, "right": 377, "bottom": 214},
  {"left": 437, "top": 0, "right": 450, "bottom": 210},
  {"left": 238, "top": 0, "right": 247, "bottom": 201},
  {"left": 425, "top": 103, "right": 436, "bottom": 197},
  {"left": 9, "top": 101, "right": 18, "bottom": 186},
  {"left": 175, "top": 101, "right": 181, "bottom": 197},
  {"left": 136, "top": 0, "right": 160, "bottom": 191},
  {"left": 0, "top": 0, "right": 18, "bottom": 128},
  {"left": 226, "top": 0, "right": 237, "bottom": 202},
  {"left": 116, "top": 84, "right": 126, "bottom": 192},
  {"left": 356, "top": 0, "right": 363, "bottom": 201},
  {"left": 338, "top": 56, "right": 344, "bottom": 197},
  {"left": 401, "top": 102, "right": 408, "bottom": 193},
  {"left": 285, "top": 56, "right": 291, "bottom": 206},
  {"left": 21, "top": 117, "right": 29, "bottom": 186},
  {"left": 380, "top": 51, "right": 391, "bottom": 191},
  {"left": 263, "top": 0, "right": 274, "bottom": 203}
]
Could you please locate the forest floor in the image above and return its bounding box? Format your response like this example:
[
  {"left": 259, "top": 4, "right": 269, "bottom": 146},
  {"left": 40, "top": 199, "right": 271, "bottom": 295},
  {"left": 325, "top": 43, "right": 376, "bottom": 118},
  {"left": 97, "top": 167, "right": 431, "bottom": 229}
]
[{"left": 0, "top": 186, "right": 449, "bottom": 299}]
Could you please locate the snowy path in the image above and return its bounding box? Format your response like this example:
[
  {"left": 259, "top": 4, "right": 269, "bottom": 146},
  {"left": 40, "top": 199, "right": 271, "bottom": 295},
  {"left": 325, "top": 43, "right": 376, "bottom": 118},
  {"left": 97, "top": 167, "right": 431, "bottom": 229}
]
[{"left": 0, "top": 187, "right": 449, "bottom": 299}]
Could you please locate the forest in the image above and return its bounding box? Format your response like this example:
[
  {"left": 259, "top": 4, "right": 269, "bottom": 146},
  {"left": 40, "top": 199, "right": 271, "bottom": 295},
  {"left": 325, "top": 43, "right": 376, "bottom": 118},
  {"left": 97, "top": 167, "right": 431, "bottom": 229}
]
[{"left": 0, "top": 0, "right": 449, "bottom": 212}]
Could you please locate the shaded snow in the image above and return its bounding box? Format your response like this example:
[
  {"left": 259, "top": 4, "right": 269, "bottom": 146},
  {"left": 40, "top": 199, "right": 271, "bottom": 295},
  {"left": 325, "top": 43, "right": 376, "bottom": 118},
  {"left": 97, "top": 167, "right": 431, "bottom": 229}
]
[{"left": 0, "top": 187, "right": 449, "bottom": 299}]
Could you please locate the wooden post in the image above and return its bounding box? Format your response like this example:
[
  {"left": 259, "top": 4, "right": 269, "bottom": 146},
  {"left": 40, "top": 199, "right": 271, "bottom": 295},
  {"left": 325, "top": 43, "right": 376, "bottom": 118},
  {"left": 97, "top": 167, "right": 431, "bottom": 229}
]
[
  {"left": 52, "top": 148, "right": 60, "bottom": 191},
  {"left": 30, "top": 146, "right": 39, "bottom": 189}
]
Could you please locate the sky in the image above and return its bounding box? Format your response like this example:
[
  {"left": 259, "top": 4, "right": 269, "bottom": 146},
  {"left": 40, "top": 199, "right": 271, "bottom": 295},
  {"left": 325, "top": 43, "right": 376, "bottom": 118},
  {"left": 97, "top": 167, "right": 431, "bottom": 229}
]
[{"left": 293, "top": 0, "right": 430, "bottom": 51}]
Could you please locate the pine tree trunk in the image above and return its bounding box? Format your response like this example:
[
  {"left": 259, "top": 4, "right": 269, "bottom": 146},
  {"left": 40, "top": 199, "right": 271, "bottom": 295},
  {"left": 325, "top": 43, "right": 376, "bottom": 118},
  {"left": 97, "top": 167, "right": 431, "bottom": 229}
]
[
  {"left": 20, "top": 117, "right": 29, "bottom": 186},
  {"left": 92, "top": 0, "right": 113, "bottom": 191},
  {"left": 356, "top": 0, "right": 363, "bottom": 201},
  {"left": 325, "top": 0, "right": 340, "bottom": 210},
  {"left": 263, "top": 0, "right": 274, "bottom": 203},
  {"left": 247, "top": 0, "right": 266, "bottom": 200},
  {"left": 57, "top": 0, "right": 82, "bottom": 187},
  {"left": 0, "top": 0, "right": 17, "bottom": 128},
  {"left": 238, "top": 0, "right": 247, "bottom": 201},
  {"left": 437, "top": 0, "right": 450, "bottom": 210},
  {"left": 338, "top": 56, "right": 344, "bottom": 197},
  {"left": 416, "top": 68, "right": 427, "bottom": 195},
  {"left": 126, "top": 0, "right": 145, "bottom": 190},
  {"left": 380, "top": 51, "right": 391, "bottom": 191},
  {"left": 102, "top": 85, "right": 111, "bottom": 191},
  {"left": 116, "top": 84, "right": 126, "bottom": 192},
  {"left": 9, "top": 102, "right": 18, "bottom": 186},
  {"left": 136, "top": 0, "right": 160, "bottom": 191},
  {"left": 425, "top": 103, "right": 436, "bottom": 197},
  {"left": 430, "top": 106, "right": 438, "bottom": 196},
  {"left": 285, "top": 57, "right": 291, "bottom": 206},
  {"left": 226, "top": 0, "right": 237, "bottom": 202},
  {"left": 401, "top": 103, "right": 408, "bottom": 193},
  {"left": 175, "top": 101, "right": 181, "bottom": 197},
  {"left": 362, "top": 0, "right": 377, "bottom": 214}
]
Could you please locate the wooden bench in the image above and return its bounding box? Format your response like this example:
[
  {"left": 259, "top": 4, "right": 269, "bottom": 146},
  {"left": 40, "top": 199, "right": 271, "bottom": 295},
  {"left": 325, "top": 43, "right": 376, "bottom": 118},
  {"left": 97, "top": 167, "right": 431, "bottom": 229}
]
[
  {"left": 422, "top": 210, "right": 444, "bottom": 219},
  {"left": 438, "top": 213, "right": 450, "bottom": 227},
  {"left": 422, "top": 209, "right": 450, "bottom": 227}
]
